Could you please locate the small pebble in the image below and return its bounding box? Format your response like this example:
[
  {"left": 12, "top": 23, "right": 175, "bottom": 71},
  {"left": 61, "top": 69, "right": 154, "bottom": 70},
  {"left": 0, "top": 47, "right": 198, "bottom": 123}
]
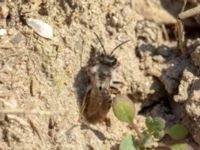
[
  {"left": 0, "top": 28, "right": 7, "bottom": 36},
  {"left": 26, "top": 18, "right": 53, "bottom": 39}
]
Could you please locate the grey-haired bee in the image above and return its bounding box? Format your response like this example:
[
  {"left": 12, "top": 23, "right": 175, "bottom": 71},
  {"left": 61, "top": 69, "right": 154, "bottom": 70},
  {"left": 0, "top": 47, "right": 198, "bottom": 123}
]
[{"left": 79, "top": 33, "right": 129, "bottom": 124}]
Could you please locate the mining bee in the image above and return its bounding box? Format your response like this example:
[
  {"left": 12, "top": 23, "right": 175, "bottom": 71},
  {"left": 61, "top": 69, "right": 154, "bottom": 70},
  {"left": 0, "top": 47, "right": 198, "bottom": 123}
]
[{"left": 79, "top": 33, "right": 129, "bottom": 124}]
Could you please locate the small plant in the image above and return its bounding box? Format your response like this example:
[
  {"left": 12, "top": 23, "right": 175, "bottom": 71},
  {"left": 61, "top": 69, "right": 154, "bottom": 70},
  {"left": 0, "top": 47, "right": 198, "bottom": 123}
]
[{"left": 112, "top": 95, "right": 192, "bottom": 150}]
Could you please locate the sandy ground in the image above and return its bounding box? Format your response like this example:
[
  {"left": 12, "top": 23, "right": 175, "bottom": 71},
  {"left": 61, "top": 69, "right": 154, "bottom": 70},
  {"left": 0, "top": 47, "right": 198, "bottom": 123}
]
[{"left": 0, "top": 0, "right": 200, "bottom": 149}]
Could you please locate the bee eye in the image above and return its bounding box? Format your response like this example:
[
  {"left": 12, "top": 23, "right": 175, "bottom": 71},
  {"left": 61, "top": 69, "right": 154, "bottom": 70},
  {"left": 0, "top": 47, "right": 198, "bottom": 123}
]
[{"left": 112, "top": 59, "right": 116, "bottom": 65}]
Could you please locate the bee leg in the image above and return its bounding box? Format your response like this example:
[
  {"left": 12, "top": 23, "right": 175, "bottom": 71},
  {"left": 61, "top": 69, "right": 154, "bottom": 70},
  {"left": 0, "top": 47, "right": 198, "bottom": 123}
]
[
  {"left": 110, "top": 86, "right": 121, "bottom": 94},
  {"left": 110, "top": 81, "right": 124, "bottom": 95},
  {"left": 78, "top": 85, "right": 92, "bottom": 122}
]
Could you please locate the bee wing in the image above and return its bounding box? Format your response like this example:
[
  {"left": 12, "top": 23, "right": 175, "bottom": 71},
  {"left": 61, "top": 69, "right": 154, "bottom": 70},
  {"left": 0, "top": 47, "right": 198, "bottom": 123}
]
[{"left": 79, "top": 85, "right": 92, "bottom": 121}]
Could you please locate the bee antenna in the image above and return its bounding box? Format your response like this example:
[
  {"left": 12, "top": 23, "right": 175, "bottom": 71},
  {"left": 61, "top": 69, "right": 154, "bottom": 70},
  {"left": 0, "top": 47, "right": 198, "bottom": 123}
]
[
  {"left": 94, "top": 33, "right": 106, "bottom": 54},
  {"left": 110, "top": 40, "right": 130, "bottom": 56}
]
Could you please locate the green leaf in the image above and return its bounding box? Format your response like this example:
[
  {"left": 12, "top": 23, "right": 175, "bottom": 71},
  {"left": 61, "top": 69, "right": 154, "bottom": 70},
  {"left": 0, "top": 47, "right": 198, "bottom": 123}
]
[
  {"left": 112, "top": 95, "right": 135, "bottom": 124},
  {"left": 153, "top": 117, "right": 165, "bottom": 130},
  {"left": 153, "top": 130, "right": 165, "bottom": 140},
  {"left": 120, "top": 135, "right": 138, "bottom": 150},
  {"left": 145, "top": 117, "right": 165, "bottom": 139},
  {"left": 166, "top": 124, "right": 188, "bottom": 140},
  {"left": 145, "top": 117, "right": 154, "bottom": 133},
  {"left": 170, "top": 143, "right": 194, "bottom": 150}
]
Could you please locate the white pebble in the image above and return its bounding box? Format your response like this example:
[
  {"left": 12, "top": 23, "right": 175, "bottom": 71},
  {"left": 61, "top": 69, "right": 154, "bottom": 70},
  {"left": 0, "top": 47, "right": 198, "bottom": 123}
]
[
  {"left": 0, "top": 29, "right": 7, "bottom": 36},
  {"left": 26, "top": 18, "right": 53, "bottom": 39}
]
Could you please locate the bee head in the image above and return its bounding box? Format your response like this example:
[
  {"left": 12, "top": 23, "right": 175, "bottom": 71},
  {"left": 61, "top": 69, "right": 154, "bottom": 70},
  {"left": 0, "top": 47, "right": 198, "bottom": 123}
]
[{"left": 99, "top": 54, "right": 117, "bottom": 67}]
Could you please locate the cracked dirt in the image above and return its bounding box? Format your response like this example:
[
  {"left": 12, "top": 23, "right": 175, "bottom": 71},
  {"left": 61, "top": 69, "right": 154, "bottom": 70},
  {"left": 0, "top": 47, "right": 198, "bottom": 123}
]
[{"left": 0, "top": 0, "right": 200, "bottom": 149}]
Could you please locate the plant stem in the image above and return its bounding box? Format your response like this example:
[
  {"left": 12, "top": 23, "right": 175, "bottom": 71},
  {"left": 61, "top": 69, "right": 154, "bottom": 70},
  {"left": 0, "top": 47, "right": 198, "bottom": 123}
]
[{"left": 130, "top": 122, "right": 143, "bottom": 141}]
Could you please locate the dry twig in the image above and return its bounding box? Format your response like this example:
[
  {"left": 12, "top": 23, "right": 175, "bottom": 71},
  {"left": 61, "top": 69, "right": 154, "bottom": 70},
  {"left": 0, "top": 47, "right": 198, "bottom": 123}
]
[
  {"left": 28, "top": 117, "right": 43, "bottom": 141},
  {"left": 0, "top": 45, "right": 20, "bottom": 49},
  {"left": 179, "top": 5, "right": 200, "bottom": 20},
  {"left": 175, "top": 19, "right": 186, "bottom": 54},
  {"left": 6, "top": 114, "right": 29, "bottom": 127},
  {"left": 0, "top": 109, "right": 67, "bottom": 115}
]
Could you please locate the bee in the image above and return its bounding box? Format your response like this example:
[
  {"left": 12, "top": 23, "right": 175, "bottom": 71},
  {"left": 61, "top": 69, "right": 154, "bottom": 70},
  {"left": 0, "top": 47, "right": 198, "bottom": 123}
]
[{"left": 79, "top": 33, "right": 129, "bottom": 124}]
